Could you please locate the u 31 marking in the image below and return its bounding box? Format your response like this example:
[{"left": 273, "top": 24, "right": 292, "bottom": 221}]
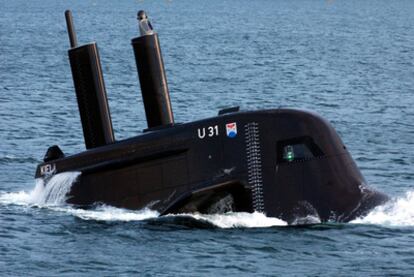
[{"left": 197, "top": 125, "right": 219, "bottom": 139}]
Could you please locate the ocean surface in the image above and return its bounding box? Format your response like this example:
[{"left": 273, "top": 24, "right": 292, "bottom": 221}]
[{"left": 1, "top": 0, "right": 414, "bottom": 275}]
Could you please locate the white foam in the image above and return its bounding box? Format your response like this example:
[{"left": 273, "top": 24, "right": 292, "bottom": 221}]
[
  {"left": 0, "top": 179, "right": 286, "bottom": 225},
  {"left": 0, "top": 172, "right": 159, "bottom": 222},
  {"left": 5, "top": 173, "right": 413, "bottom": 228},
  {"left": 352, "top": 190, "right": 414, "bottom": 227},
  {"left": 167, "top": 212, "right": 287, "bottom": 228},
  {"left": 0, "top": 171, "right": 287, "bottom": 226},
  {"left": 55, "top": 205, "right": 159, "bottom": 221},
  {"left": 0, "top": 172, "right": 81, "bottom": 206},
  {"left": 291, "top": 215, "right": 321, "bottom": 225}
]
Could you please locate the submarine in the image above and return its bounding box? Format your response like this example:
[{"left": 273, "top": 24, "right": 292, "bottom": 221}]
[{"left": 35, "top": 10, "right": 388, "bottom": 224}]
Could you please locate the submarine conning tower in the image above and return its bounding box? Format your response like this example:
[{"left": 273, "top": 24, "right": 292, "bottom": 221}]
[{"left": 64, "top": 10, "right": 174, "bottom": 151}]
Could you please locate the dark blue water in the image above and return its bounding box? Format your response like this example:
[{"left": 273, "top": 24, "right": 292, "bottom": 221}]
[{"left": 1, "top": 0, "right": 414, "bottom": 275}]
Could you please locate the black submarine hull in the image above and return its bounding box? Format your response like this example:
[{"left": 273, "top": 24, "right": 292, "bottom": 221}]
[{"left": 35, "top": 109, "right": 388, "bottom": 223}]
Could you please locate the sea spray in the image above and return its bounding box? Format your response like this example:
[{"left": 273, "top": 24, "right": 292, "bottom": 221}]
[
  {"left": 33, "top": 172, "right": 81, "bottom": 205},
  {"left": 6, "top": 173, "right": 414, "bottom": 228},
  {"left": 0, "top": 172, "right": 160, "bottom": 221},
  {"left": 62, "top": 205, "right": 159, "bottom": 221},
  {"left": 0, "top": 172, "right": 288, "bottom": 226},
  {"left": 352, "top": 190, "right": 414, "bottom": 227},
  {"left": 0, "top": 172, "right": 80, "bottom": 206},
  {"left": 165, "top": 212, "right": 288, "bottom": 228},
  {"left": 0, "top": 180, "right": 286, "bottom": 226}
]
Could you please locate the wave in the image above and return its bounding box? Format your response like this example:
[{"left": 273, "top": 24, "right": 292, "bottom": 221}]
[
  {"left": 0, "top": 172, "right": 160, "bottom": 222},
  {"left": 0, "top": 154, "right": 39, "bottom": 165},
  {"left": 2, "top": 172, "right": 412, "bottom": 228},
  {"left": 55, "top": 205, "right": 160, "bottom": 222},
  {"left": 163, "top": 212, "right": 287, "bottom": 228},
  {"left": 0, "top": 172, "right": 80, "bottom": 206},
  {"left": 352, "top": 190, "right": 414, "bottom": 227},
  {"left": 0, "top": 172, "right": 286, "bottom": 227}
]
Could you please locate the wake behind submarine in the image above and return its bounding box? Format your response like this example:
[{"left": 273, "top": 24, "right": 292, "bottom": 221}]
[{"left": 35, "top": 10, "right": 388, "bottom": 223}]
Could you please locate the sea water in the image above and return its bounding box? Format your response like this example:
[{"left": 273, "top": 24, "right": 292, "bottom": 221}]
[{"left": 1, "top": 0, "right": 413, "bottom": 275}]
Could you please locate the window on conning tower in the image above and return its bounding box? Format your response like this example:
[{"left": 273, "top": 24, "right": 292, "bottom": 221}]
[{"left": 277, "top": 136, "right": 324, "bottom": 163}]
